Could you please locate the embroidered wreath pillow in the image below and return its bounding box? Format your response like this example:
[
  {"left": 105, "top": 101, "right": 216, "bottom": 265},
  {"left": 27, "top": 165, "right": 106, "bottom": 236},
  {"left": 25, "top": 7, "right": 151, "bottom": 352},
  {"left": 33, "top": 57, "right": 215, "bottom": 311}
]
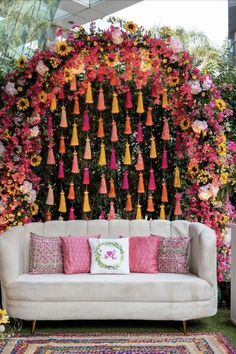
[{"left": 89, "top": 238, "right": 130, "bottom": 274}]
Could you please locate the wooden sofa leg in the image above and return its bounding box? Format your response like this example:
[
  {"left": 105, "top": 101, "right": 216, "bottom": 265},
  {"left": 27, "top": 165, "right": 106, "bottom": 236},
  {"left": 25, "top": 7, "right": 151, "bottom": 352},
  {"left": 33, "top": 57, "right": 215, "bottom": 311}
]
[
  {"left": 182, "top": 320, "right": 187, "bottom": 335},
  {"left": 32, "top": 320, "right": 36, "bottom": 334}
]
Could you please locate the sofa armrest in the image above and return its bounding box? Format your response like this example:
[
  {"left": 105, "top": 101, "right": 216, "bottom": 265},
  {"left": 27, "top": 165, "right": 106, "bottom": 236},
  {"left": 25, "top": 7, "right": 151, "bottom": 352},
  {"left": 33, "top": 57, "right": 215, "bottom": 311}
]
[
  {"left": 190, "top": 223, "right": 217, "bottom": 287},
  {"left": 0, "top": 226, "right": 25, "bottom": 284}
]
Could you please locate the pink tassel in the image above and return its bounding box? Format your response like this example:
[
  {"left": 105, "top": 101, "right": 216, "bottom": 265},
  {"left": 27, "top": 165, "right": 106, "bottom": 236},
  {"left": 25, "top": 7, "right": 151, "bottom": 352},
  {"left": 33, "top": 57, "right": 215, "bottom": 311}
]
[
  {"left": 82, "top": 109, "right": 90, "bottom": 131},
  {"left": 71, "top": 151, "right": 80, "bottom": 173},
  {"left": 47, "top": 116, "right": 53, "bottom": 137},
  {"left": 121, "top": 170, "right": 129, "bottom": 190},
  {"left": 69, "top": 207, "right": 75, "bottom": 220},
  {"left": 174, "top": 193, "right": 182, "bottom": 216},
  {"left": 109, "top": 147, "right": 117, "bottom": 170},
  {"left": 108, "top": 201, "right": 116, "bottom": 220},
  {"left": 125, "top": 88, "right": 133, "bottom": 109},
  {"left": 148, "top": 168, "right": 156, "bottom": 190},
  {"left": 135, "top": 151, "right": 144, "bottom": 171},
  {"left": 99, "top": 210, "right": 106, "bottom": 220},
  {"left": 111, "top": 119, "right": 118, "bottom": 142},
  {"left": 46, "top": 184, "right": 54, "bottom": 205},
  {"left": 175, "top": 131, "right": 181, "bottom": 152},
  {"left": 82, "top": 166, "right": 90, "bottom": 185},
  {"left": 136, "top": 122, "right": 143, "bottom": 143},
  {"left": 58, "top": 160, "right": 65, "bottom": 179},
  {"left": 161, "top": 146, "right": 168, "bottom": 170},
  {"left": 162, "top": 117, "right": 170, "bottom": 141},
  {"left": 97, "top": 88, "right": 106, "bottom": 111},
  {"left": 47, "top": 145, "right": 55, "bottom": 165},
  {"left": 99, "top": 173, "right": 107, "bottom": 194}
]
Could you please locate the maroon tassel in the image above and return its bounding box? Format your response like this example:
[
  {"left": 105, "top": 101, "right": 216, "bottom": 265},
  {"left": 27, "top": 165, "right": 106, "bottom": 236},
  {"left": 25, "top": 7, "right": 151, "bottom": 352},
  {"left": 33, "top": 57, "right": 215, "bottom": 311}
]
[
  {"left": 175, "top": 131, "right": 181, "bottom": 152},
  {"left": 161, "top": 146, "right": 168, "bottom": 170},
  {"left": 125, "top": 88, "right": 133, "bottom": 109}
]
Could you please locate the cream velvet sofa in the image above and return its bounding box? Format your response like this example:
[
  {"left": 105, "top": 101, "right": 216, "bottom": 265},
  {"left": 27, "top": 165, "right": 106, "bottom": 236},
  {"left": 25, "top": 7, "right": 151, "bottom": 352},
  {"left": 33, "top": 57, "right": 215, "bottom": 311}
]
[{"left": 0, "top": 219, "right": 217, "bottom": 332}]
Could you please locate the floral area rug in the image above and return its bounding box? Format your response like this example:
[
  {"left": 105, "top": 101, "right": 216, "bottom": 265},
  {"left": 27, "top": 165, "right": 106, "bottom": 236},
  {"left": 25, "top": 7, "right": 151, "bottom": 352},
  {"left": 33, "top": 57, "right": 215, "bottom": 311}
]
[{"left": 0, "top": 332, "right": 235, "bottom": 353}]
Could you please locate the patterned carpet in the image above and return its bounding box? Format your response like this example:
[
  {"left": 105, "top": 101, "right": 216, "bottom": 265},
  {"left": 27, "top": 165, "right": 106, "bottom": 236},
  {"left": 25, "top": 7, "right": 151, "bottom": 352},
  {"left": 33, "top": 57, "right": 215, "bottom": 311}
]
[{"left": 0, "top": 332, "right": 235, "bottom": 353}]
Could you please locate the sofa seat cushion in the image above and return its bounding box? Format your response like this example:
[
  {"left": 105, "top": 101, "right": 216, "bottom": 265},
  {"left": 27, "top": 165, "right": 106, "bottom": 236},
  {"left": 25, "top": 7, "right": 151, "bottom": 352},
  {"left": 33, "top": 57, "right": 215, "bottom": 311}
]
[{"left": 5, "top": 273, "right": 213, "bottom": 303}]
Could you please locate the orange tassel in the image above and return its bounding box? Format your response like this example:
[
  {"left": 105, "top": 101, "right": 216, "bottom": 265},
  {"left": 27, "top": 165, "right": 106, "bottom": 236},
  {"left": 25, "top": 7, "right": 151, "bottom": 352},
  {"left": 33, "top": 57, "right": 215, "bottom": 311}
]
[
  {"left": 84, "top": 137, "right": 92, "bottom": 160},
  {"left": 112, "top": 92, "right": 119, "bottom": 114},
  {"left": 136, "top": 203, "right": 142, "bottom": 219},
  {"left": 98, "top": 142, "right": 106, "bottom": 166},
  {"left": 85, "top": 82, "right": 93, "bottom": 104},
  {"left": 97, "top": 116, "right": 105, "bottom": 138},
  {"left": 124, "top": 114, "right": 132, "bottom": 135},
  {"left": 58, "top": 190, "right": 67, "bottom": 213},
  {"left": 138, "top": 172, "right": 145, "bottom": 193},
  {"left": 73, "top": 96, "right": 80, "bottom": 115},
  {"left": 97, "top": 88, "right": 106, "bottom": 111},
  {"left": 59, "top": 135, "right": 66, "bottom": 154},
  {"left": 147, "top": 194, "right": 155, "bottom": 212},
  {"left": 162, "top": 88, "right": 168, "bottom": 108},
  {"left": 67, "top": 181, "right": 75, "bottom": 200},
  {"left": 136, "top": 91, "right": 144, "bottom": 114},
  {"left": 45, "top": 210, "right": 52, "bottom": 221},
  {"left": 99, "top": 173, "right": 107, "bottom": 194},
  {"left": 150, "top": 135, "right": 157, "bottom": 159},
  {"left": 161, "top": 181, "right": 168, "bottom": 202},
  {"left": 135, "top": 151, "right": 144, "bottom": 171},
  {"left": 162, "top": 117, "right": 170, "bottom": 140},
  {"left": 125, "top": 193, "right": 133, "bottom": 212},
  {"left": 174, "top": 193, "right": 182, "bottom": 216},
  {"left": 46, "top": 184, "right": 54, "bottom": 205},
  {"left": 70, "top": 74, "right": 77, "bottom": 91},
  {"left": 124, "top": 142, "right": 131, "bottom": 165},
  {"left": 50, "top": 96, "right": 57, "bottom": 112},
  {"left": 108, "top": 178, "right": 116, "bottom": 198},
  {"left": 111, "top": 119, "right": 118, "bottom": 142},
  {"left": 146, "top": 107, "right": 153, "bottom": 126},
  {"left": 71, "top": 151, "right": 80, "bottom": 173},
  {"left": 160, "top": 204, "right": 165, "bottom": 220},
  {"left": 83, "top": 189, "right": 91, "bottom": 212},
  {"left": 70, "top": 123, "right": 79, "bottom": 146},
  {"left": 60, "top": 106, "right": 68, "bottom": 128}
]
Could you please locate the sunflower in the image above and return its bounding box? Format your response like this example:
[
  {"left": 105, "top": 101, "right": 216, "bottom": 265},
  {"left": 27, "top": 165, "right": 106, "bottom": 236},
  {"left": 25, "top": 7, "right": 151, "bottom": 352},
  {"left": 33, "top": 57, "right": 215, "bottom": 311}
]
[
  {"left": 215, "top": 98, "right": 226, "bottom": 111},
  {"left": 16, "top": 55, "right": 27, "bottom": 69},
  {"left": 105, "top": 53, "right": 119, "bottom": 67},
  {"left": 31, "top": 154, "right": 42, "bottom": 167},
  {"left": 56, "top": 40, "right": 71, "bottom": 56},
  {"left": 179, "top": 116, "right": 191, "bottom": 130},
  {"left": 6, "top": 184, "right": 16, "bottom": 196},
  {"left": 16, "top": 98, "right": 30, "bottom": 111},
  {"left": 169, "top": 76, "right": 179, "bottom": 86},
  {"left": 38, "top": 91, "right": 47, "bottom": 103},
  {"left": 30, "top": 202, "right": 39, "bottom": 216},
  {"left": 187, "top": 164, "right": 199, "bottom": 178},
  {"left": 124, "top": 21, "right": 138, "bottom": 34},
  {"left": 217, "top": 143, "right": 226, "bottom": 157},
  {"left": 64, "top": 68, "right": 73, "bottom": 82}
]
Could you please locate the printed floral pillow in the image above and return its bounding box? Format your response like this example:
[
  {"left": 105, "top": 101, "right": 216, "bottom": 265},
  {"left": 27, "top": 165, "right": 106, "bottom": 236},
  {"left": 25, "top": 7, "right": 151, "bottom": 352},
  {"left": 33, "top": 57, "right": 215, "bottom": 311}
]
[
  {"left": 157, "top": 236, "right": 190, "bottom": 273},
  {"left": 89, "top": 238, "right": 130, "bottom": 274},
  {"left": 29, "top": 232, "right": 63, "bottom": 274}
]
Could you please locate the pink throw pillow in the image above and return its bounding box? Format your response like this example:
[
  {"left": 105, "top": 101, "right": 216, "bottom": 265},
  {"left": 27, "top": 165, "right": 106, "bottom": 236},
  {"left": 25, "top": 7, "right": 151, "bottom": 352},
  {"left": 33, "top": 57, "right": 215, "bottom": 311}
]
[
  {"left": 60, "top": 236, "right": 99, "bottom": 274},
  {"left": 128, "top": 236, "right": 160, "bottom": 273},
  {"left": 29, "top": 232, "right": 63, "bottom": 274}
]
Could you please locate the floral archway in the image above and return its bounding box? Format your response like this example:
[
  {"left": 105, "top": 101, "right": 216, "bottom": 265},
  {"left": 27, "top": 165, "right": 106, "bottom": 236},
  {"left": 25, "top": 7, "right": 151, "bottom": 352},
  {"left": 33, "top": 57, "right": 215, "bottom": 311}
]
[{"left": 0, "top": 21, "right": 233, "bottom": 281}]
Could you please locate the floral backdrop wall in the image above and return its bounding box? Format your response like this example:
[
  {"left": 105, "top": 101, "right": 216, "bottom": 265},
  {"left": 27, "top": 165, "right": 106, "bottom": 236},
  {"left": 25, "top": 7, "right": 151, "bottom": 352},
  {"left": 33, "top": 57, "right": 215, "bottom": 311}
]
[{"left": 0, "top": 21, "right": 235, "bottom": 282}]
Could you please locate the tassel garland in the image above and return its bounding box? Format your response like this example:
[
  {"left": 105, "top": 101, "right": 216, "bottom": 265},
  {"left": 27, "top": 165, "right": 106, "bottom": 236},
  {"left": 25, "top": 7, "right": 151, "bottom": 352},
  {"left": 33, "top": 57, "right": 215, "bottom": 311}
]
[
  {"left": 70, "top": 74, "right": 77, "bottom": 91},
  {"left": 124, "top": 114, "right": 132, "bottom": 135},
  {"left": 82, "top": 167, "right": 90, "bottom": 185},
  {"left": 148, "top": 168, "right": 156, "bottom": 190},
  {"left": 146, "top": 107, "right": 153, "bottom": 126},
  {"left": 174, "top": 193, "right": 182, "bottom": 216},
  {"left": 59, "top": 135, "right": 66, "bottom": 154},
  {"left": 162, "top": 117, "right": 170, "bottom": 140},
  {"left": 175, "top": 131, "right": 181, "bottom": 152},
  {"left": 160, "top": 204, "right": 165, "bottom": 220},
  {"left": 97, "top": 117, "right": 105, "bottom": 138},
  {"left": 60, "top": 106, "right": 68, "bottom": 128},
  {"left": 58, "top": 160, "right": 65, "bottom": 179},
  {"left": 82, "top": 109, "right": 90, "bottom": 131},
  {"left": 125, "top": 193, "right": 133, "bottom": 212},
  {"left": 125, "top": 88, "right": 133, "bottom": 109},
  {"left": 47, "top": 116, "right": 53, "bottom": 137},
  {"left": 97, "top": 88, "right": 106, "bottom": 111},
  {"left": 111, "top": 119, "right": 118, "bottom": 142},
  {"left": 136, "top": 203, "right": 142, "bottom": 219},
  {"left": 147, "top": 194, "right": 155, "bottom": 212},
  {"left": 150, "top": 135, "right": 157, "bottom": 159},
  {"left": 69, "top": 207, "right": 75, "bottom": 220},
  {"left": 138, "top": 172, "right": 145, "bottom": 193},
  {"left": 136, "top": 122, "right": 143, "bottom": 143},
  {"left": 112, "top": 92, "right": 119, "bottom": 113},
  {"left": 124, "top": 142, "right": 131, "bottom": 165},
  {"left": 84, "top": 137, "right": 92, "bottom": 160},
  {"left": 58, "top": 191, "right": 67, "bottom": 213},
  {"left": 121, "top": 170, "right": 129, "bottom": 190},
  {"left": 46, "top": 184, "right": 54, "bottom": 205},
  {"left": 47, "top": 145, "right": 56, "bottom": 165},
  {"left": 162, "top": 88, "right": 168, "bottom": 108},
  {"left": 70, "top": 123, "right": 79, "bottom": 146},
  {"left": 67, "top": 182, "right": 75, "bottom": 200},
  {"left": 85, "top": 82, "right": 93, "bottom": 104},
  {"left": 108, "top": 201, "right": 116, "bottom": 220},
  {"left": 73, "top": 96, "right": 80, "bottom": 115},
  {"left": 109, "top": 147, "right": 117, "bottom": 170},
  {"left": 45, "top": 210, "right": 52, "bottom": 221},
  {"left": 174, "top": 166, "right": 181, "bottom": 188},
  {"left": 50, "top": 96, "right": 57, "bottom": 112},
  {"left": 161, "top": 181, "right": 168, "bottom": 203},
  {"left": 83, "top": 190, "right": 91, "bottom": 212},
  {"left": 135, "top": 151, "right": 144, "bottom": 171},
  {"left": 108, "top": 178, "right": 116, "bottom": 198},
  {"left": 98, "top": 142, "right": 106, "bottom": 166},
  {"left": 161, "top": 146, "right": 168, "bottom": 170},
  {"left": 99, "top": 173, "right": 107, "bottom": 194},
  {"left": 71, "top": 151, "right": 80, "bottom": 173},
  {"left": 136, "top": 91, "right": 144, "bottom": 114}
]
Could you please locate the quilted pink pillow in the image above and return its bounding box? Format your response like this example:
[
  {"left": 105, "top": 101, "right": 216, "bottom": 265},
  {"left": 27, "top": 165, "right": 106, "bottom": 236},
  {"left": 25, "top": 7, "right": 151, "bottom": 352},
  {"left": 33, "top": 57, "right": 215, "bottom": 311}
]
[
  {"left": 128, "top": 236, "right": 160, "bottom": 273},
  {"left": 157, "top": 236, "right": 190, "bottom": 273},
  {"left": 60, "top": 236, "right": 99, "bottom": 274},
  {"left": 29, "top": 233, "right": 63, "bottom": 274}
]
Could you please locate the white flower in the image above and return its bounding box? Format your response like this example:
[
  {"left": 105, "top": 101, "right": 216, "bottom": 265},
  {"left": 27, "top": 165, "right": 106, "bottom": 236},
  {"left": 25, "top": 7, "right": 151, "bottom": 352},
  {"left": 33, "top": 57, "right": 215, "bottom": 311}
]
[
  {"left": 188, "top": 80, "right": 201, "bottom": 95},
  {"left": 198, "top": 183, "right": 219, "bottom": 201},
  {"left": 5, "top": 82, "right": 18, "bottom": 96},
  {"left": 0, "top": 325, "right": 5, "bottom": 333},
  {"left": 27, "top": 189, "right": 37, "bottom": 204},
  {"left": 0, "top": 141, "right": 5, "bottom": 159},
  {"left": 111, "top": 28, "right": 124, "bottom": 45},
  {"left": 169, "top": 38, "right": 184, "bottom": 53},
  {"left": 30, "top": 126, "right": 40, "bottom": 138},
  {"left": 20, "top": 181, "right": 33, "bottom": 195},
  {"left": 192, "top": 120, "right": 208, "bottom": 134},
  {"left": 202, "top": 76, "right": 212, "bottom": 91},
  {"left": 28, "top": 112, "right": 41, "bottom": 126},
  {"left": 35, "top": 60, "right": 49, "bottom": 76}
]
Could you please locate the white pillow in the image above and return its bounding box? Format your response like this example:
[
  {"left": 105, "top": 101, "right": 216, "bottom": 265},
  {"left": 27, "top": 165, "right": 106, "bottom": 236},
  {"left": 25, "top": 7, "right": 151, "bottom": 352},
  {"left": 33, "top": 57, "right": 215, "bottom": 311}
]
[{"left": 89, "top": 238, "right": 130, "bottom": 274}]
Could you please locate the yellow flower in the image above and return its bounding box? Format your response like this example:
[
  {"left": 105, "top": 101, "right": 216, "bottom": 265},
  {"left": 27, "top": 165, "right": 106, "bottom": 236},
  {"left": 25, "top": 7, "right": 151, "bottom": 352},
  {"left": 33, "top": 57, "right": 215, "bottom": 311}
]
[
  {"left": 16, "top": 55, "right": 27, "bottom": 69},
  {"left": 219, "top": 172, "right": 229, "bottom": 185},
  {"left": 31, "top": 155, "right": 42, "bottom": 167},
  {"left": 167, "top": 67, "right": 172, "bottom": 73},
  {"left": 16, "top": 97, "right": 30, "bottom": 111},
  {"left": 192, "top": 75, "right": 197, "bottom": 80},
  {"left": 188, "top": 165, "right": 199, "bottom": 178},
  {"left": 64, "top": 68, "right": 73, "bottom": 82},
  {"left": 38, "top": 91, "right": 47, "bottom": 103},
  {"left": 0, "top": 309, "right": 9, "bottom": 324},
  {"left": 159, "top": 26, "right": 173, "bottom": 37},
  {"left": 50, "top": 57, "right": 60, "bottom": 68},
  {"left": 217, "top": 143, "right": 226, "bottom": 157},
  {"left": 197, "top": 170, "right": 209, "bottom": 184},
  {"left": 124, "top": 21, "right": 138, "bottom": 34},
  {"left": 105, "top": 53, "right": 119, "bottom": 67},
  {"left": 56, "top": 40, "right": 71, "bottom": 56},
  {"left": 30, "top": 202, "right": 39, "bottom": 216},
  {"left": 220, "top": 214, "right": 229, "bottom": 225},
  {"left": 215, "top": 98, "right": 226, "bottom": 111},
  {"left": 180, "top": 116, "right": 191, "bottom": 130},
  {"left": 169, "top": 76, "right": 179, "bottom": 86}
]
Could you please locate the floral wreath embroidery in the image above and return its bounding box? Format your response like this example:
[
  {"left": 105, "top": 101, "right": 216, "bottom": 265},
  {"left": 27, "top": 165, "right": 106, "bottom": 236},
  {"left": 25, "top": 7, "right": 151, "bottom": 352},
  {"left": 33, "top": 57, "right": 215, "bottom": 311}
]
[{"left": 95, "top": 241, "right": 125, "bottom": 270}]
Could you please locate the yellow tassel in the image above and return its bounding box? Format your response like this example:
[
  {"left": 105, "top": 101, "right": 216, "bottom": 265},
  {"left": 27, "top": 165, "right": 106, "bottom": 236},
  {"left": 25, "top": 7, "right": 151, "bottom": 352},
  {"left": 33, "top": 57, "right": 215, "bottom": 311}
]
[
  {"left": 162, "top": 88, "right": 168, "bottom": 108},
  {"left": 98, "top": 142, "right": 106, "bottom": 166},
  {"left": 160, "top": 204, "right": 165, "bottom": 220},
  {"left": 112, "top": 92, "right": 119, "bottom": 114},
  {"left": 150, "top": 135, "right": 157, "bottom": 159},
  {"left": 136, "top": 91, "right": 144, "bottom": 114},
  {"left": 83, "top": 190, "right": 91, "bottom": 212},
  {"left": 58, "top": 191, "right": 67, "bottom": 213},
  {"left": 85, "top": 82, "right": 93, "bottom": 104},
  {"left": 124, "top": 142, "right": 131, "bottom": 165},
  {"left": 70, "top": 123, "right": 79, "bottom": 146},
  {"left": 136, "top": 203, "right": 143, "bottom": 220},
  {"left": 50, "top": 96, "right": 57, "bottom": 112},
  {"left": 174, "top": 166, "right": 181, "bottom": 188}
]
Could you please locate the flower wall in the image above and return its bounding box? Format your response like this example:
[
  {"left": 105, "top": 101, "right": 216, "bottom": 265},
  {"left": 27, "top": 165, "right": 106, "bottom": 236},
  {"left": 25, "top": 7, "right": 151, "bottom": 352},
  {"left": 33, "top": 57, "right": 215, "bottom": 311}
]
[{"left": 0, "top": 22, "right": 234, "bottom": 281}]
